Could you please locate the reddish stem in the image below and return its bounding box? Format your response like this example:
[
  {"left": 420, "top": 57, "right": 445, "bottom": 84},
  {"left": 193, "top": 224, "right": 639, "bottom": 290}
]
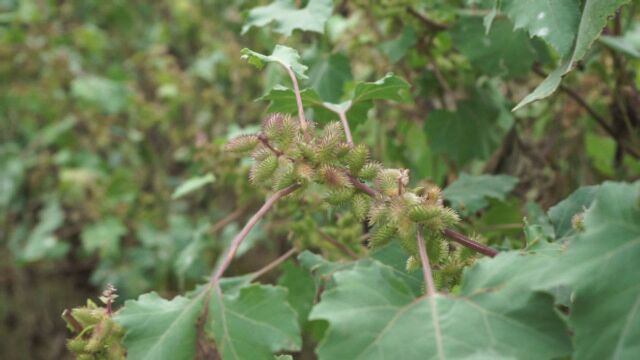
[
  {"left": 348, "top": 174, "right": 498, "bottom": 257},
  {"left": 337, "top": 111, "right": 353, "bottom": 145},
  {"left": 250, "top": 248, "right": 297, "bottom": 281},
  {"left": 443, "top": 228, "right": 498, "bottom": 257},
  {"left": 283, "top": 64, "right": 310, "bottom": 140},
  {"left": 62, "top": 309, "right": 83, "bottom": 333},
  {"left": 317, "top": 228, "right": 359, "bottom": 259},
  {"left": 210, "top": 184, "right": 300, "bottom": 285},
  {"left": 258, "top": 133, "right": 284, "bottom": 156}
]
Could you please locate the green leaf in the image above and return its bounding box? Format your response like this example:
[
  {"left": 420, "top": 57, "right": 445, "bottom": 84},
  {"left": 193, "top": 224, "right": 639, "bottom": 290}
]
[
  {"left": 451, "top": 17, "right": 535, "bottom": 78},
  {"left": 0, "top": 150, "right": 25, "bottom": 211},
  {"left": 207, "top": 284, "right": 301, "bottom": 359},
  {"left": 277, "top": 260, "right": 317, "bottom": 326},
  {"left": 174, "top": 224, "right": 212, "bottom": 284},
  {"left": 443, "top": 173, "right": 519, "bottom": 216},
  {"left": 260, "top": 86, "right": 328, "bottom": 116},
  {"left": 512, "top": 61, "right": 571, "bottom": 111},
  {"left": 308, "top": 53, "right": 352, "bottom": 103},
  {"left": 502, "top": 0, "right": 581, "bottom": 55},
  {"left": 71, "top": 75, "right": 129, "bottom": 114},
  {"left": 18, "top": 199, "right": 69, "bottom": 263},
  {"left": 115, "top": 292, "right": 205, "bottom": 360},
  {"left": 331, "top": 73, "right": 412, "bottom": 127},
  {"left": 310, "top": 260, "right": 570, "bottom": 359},
  {"left": 350, "top": 73, "right": 412, "bottom": 104},
  {"left": 242, "top": 0, "right": 333, "bottom": 36},
  {"left": 586, "top": 131, "right": 616, "bottom": 176},
  {"left": 172, "top": 173, "right": 215, "bottom": 199},
  {"left": 298, "top": 250, "right": 351, "bottom": 280},
  {"left": 513, "top": 0, "right": 631, "bottom": 110},
  {"left": 380, "top": 26, "right": 417, "bottom": 63},
  {"left": 547, "top": 185, "right": 599, "bottom": 238},
  {"left": 241, "top": 45, "right": 309, "bottom": 79},
  {"left": 260, "top": 73, "right": 411, "bottom": 127},
  {"left": 425, "top": 89, "right": 513, "bottom": 166},
  {"left": 600, "top": 23, "right": 640, "bottom": 58},
  {"left": 81, "top": 217, "right": 127, "bottom": 258},
  {"left": 369, "top": 242, "right": 424, "bottom": 296},
  {"left": 545, "top": 181, "right": 640, "bottom": 359}
]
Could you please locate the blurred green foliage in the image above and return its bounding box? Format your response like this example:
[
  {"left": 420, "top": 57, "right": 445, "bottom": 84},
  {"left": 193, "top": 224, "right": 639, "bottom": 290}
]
[{"left": 1, "top": 0, "right": 639, "bottom": 358}]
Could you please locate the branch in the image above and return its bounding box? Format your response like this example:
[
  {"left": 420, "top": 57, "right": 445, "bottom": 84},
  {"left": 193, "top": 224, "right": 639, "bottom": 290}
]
[
  {"left": 250, "top": 247, "right": 297, "bottom": 281},
  {"left": 283, "top": 65, "right": 310, "bottom": 140},
  {"left": 348, "top": 174, "right": 376, "bottom": 197},
  {"left": 417, "top": 227, "right": 437, "bottom": 296},
  {"left": 407, "top": 6, "right": 448, "bottom": 32},
  {"left": 533, "top": 66, "right": 639, "bottom": 159},
  {"left": 337, "top": 110, "right": 354, "bottom": 145},
  {"left": 347, "top": 175, "right": 498, "bottom": 257},
  {"left": 417, "top": 227, "right": 446, "bottom": 359},
  {"left": 442, "top": 228, "right": 498, "bottom": 257},
  {"left": 210, "top": 184, "right": 300, "bottom": 285},
  {"left": 258, "top": 133, "right": 284, "bottom": 156},
  {"left": 210, "top": 206, "right": 246, "bottom": 234},
  {"left": 62, "top": 309, "right": 83, "bottom": 333},
  {"left": 317, "top": 228, "right": 359, "bottom": 259}
]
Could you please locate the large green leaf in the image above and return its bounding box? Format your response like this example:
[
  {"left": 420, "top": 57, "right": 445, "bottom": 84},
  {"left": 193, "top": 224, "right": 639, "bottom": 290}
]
[
  {"left": 207, "top": 284, "right": 301, "bottom": 359},
  {"left": 241, "top": 45, "right": 309, "bottom": 79},
  {"left": 451, "top": 17, "right": 535, "bottom": 78},
  {"left": 513, "top": 0, "right": 631, "bottom": 110},
  {"left": 502, "top": 0, "right": 580, "bottom": 55},
  {"left": 443, "top": 173, "right": 519, "bottom": 216},
  {"left": 242, "top": 0, "right": 333, "bottom": 36},
  {"left": 424, "top": 90, "right": 513, "bottom": 166},
  {"left": 310, "top": 260, "right": 570, "bottom": 359},
  {"left": 545, "top": 181, "right": 640, "bottom": 359},
  {"left": 308, "top": 53, "right": 352, "bottom": 103},
  {"left": 547, "top": 185, "right": 599, "bottom": 238},
  {"left": 369, "top": 242, "right": 424, "bottom": 296},
  {"left": 115, "top": 292, "right": 205, "bottom": 360},
  {"left": 277, "top": 260, "right": 317, "bottom": 326}
]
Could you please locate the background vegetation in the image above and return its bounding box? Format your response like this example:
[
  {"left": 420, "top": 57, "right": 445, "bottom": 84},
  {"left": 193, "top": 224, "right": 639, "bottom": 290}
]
[{"left": 1, "top": 0, "right": 639, "bottom": 359}]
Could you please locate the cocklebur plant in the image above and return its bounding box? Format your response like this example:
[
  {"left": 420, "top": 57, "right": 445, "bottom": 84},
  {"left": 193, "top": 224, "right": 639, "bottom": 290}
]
[
  {"left": 62, "top": 285, "right": 125, "bottom": 360},
  {"left": 61, "top": 45, "right": 499, "bottom": 360},
  {"left": 226, "top": 44, "right": 497, "bottom": 279},
  {"left": 60, "top": 42, "right": 640, "bottom": 360}
]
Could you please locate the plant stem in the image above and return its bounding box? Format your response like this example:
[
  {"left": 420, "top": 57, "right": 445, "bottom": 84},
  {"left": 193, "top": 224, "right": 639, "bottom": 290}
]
[
  {"left": 210, "top": 184, "right": 300, "bottom": 285},
  {"left": 407, "top": 6, "right": 448, "bottom": 32},
  {"left": 317, "top": 228, "right": 359, "bottom": 259},
  {"left": 283, "top": 64, "right": 310, "bottom": 140},
  {"left": 250, "top": 247, "right": 297, "bottom": 281},
  {"left": 443, "top": 228, "right": 498, "bottom": 257},
  {"left": 337, "top": 110, "right": 354, "bottom": 145},
  {"left": 210, "top": 206, "right": 246, "bottom": 234},
  {"left": 62, "top": 309, "right": 83, "bottom": 333},
  {"left": 347, "top": 174, "right": 498, "bottom": 257},
  {"left": 417, "top": 227, "right": 446, "bottom": 360},
  {"left": 348, "top": 174, "right": 376, "bottom": 196},
  {"left": 258, "top": 133, "right": 284, "bottom": 156},
  {"left": 417, "top": 227, "right": 437, "bottom": 296}
]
